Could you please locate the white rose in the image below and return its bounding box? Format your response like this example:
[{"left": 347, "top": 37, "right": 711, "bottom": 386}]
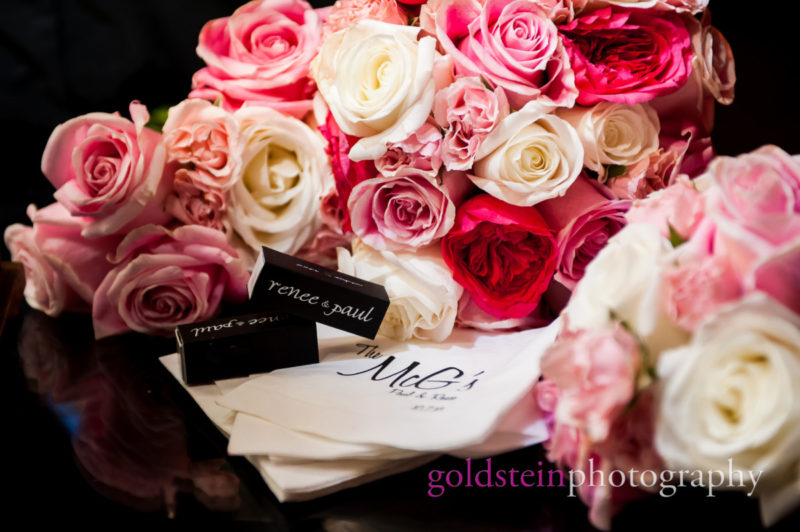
[
  {"left": 656, "top": 293, "right": 800, "bottom": 526},
  {"left": 337, "top": 240, "right": 462, "bottom": 342},
  {"left": 472, "top": 101, "right": 583, "bottom": 207},
  {"left": 312, "top": 20, "right": 437, "bottom": 162},
  {"left": 229, "top": 106, "right": 329, "bottom": 256},
  {"left": 563, "top": 223, "right": 688, "bottom": 355},
  {"left": 558, "top": 102, "right": 660, "bottom": 179}
]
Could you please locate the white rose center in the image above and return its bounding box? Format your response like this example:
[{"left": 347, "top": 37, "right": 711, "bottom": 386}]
[
  {"left": 243, "top": 142, "right": 302, "bottom": 212},
  {"left": 699, "top": 338, "right": 789, "bottom": 448},
  {"left": 341, "top": 37, "right": 407, "bottom": 128},
  {"left": 504, "top": 123, "right": 562, "bottom": 184},
  {"left": 602, "top": 113, "right": 640, "bottom": 160}
]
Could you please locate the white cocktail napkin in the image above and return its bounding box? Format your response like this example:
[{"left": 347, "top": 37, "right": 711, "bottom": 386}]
[{"left": 217, "top": 320, "right": 558, "bottom": 451}]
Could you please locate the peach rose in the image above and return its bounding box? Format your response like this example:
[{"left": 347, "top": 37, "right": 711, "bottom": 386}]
[
  {"left": 323, "top": 0, "right": 406, "bottom": 35},
  {"left": 162, "top": 99, "right": 241, "bottom": 190}
]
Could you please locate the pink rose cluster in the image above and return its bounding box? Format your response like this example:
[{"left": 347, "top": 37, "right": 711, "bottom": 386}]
[
  {"left": 5, "top": 0, "right": 735, "bottom": 340},
  {"left": 537, "top": 145, "right": 800, "bottom": 529},
  {"left": 4, "top": 102, "right": 250, "bottom": 339}
]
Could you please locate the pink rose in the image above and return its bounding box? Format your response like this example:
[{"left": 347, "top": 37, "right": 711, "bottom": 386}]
[
  {"left": 318, "top": 111, "right": 377, "bottom": 233},
  {"left": 189, "top": 0, "right": 322, "bottom": 118},
  {"left": 92, "top": 225, "right": 249, "bottom": 338},
  {"left": 546, "top": 420, "right": 583, "bottom": 473},
  {"left": 748, "top": 240, "right": 800, "bottom": 315},
  {"left": 323, "top": 0, "right": 407, "bottom": 35},
  {"left": 537, "top": 175, "right": 630, "bottom": 290},
  {"left": 606, "top": 119, "right": 715, "bottom": 199},
  {"left": 162, "top": 99, "right": 241, "bottom": 189},
  {"left": 534, "top": 377, "right": 561, "bottom": 422},
  {"left": 421, "top": 0, "right": 579, "bottom": 33},
  {"left": 4, "top": 224, "right": 83, "bottom": 316},
  {"left": 608, "top": 119, "right": 714, "bottom": 200},
  {"left": 5, "top": 203, "right": 120, "bottom": 315},
  {"left": 375, "top": 123, "right": 443, "bottom": 181},
  {"left": 668, "top": 123, "right": 714, "bottom": 179},
  {"left": 433, "top": 77, "right": 510, "bottom": 171},
  {"left": 539, "top": 375, "right": 660, "bottom": 531},
  {"left": 164, "top": 170, "right": 228, "bottom": 232},
  {"left": 348, "top": 171, "right": 472, "bottom": 250},
  {"left": 583, "top": 390, "right": 664, "bottom": 531},
  {"left": 703, "top": 147, "right": 800, "bottom": 296},
  {"left": 560, "top": 6, "right": 693, "bottom": 105},
  {"left": 662, "top": 249, "right": 742, "bottom": 331},
  {"left": 706, "top": 145, "right": 800, "bottom": 248},
  {"left": 295, "top": 226, "right": 353, "bottom": 269},
  {"left": 41, "top": 102, "right": 171, "bottom": 238},
  {"left": 541, "top": 323, "right": 640, "bottom": 442},
  {"left": 319, "top": 185, "right": 347, "bottom": 235},
  {"left": 626, "top": 175, "right": 705, "bottom": 240},
  {"left": 433, "top": 0, "right": 577, "bottom": 110},
  {"left": 607, "top": 149, "right": 676, "bottom": 200}
]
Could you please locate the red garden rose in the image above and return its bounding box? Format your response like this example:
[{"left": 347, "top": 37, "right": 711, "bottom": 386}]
[
  {"left": 441, "top": 194, "right": 558, "bottom": 319},
  {"left": 559, "top": 6, "right": 693, "bottom": 105}
]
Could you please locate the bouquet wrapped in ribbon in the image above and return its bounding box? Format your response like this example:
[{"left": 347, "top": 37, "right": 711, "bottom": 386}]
[{"left": 4, "top": 0, "right": 734, "bottom": 342}]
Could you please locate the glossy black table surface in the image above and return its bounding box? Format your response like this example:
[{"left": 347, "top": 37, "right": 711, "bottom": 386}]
[{"left": 4, "top": 299, "right": 800, "bottom": 532}]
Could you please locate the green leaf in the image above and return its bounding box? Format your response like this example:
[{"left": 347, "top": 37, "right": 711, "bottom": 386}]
[
  {"left": 668, "top": 224, "right": 687, "bottom": 248},
  {"left": 145, "top": 105, "right": 171, "bottom": 133},
  {"left": 606, "top": 164, "right": 627, "bottom": 179},
  {"left": 478, "top": 74, "right": 495, "bottom": 91}
]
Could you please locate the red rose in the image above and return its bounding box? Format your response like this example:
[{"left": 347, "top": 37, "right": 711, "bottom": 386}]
[
  {"left": 441, "top": 194, "right": 558, "bottom": 319},
  {"left": 559, "top": 7, "right": 693, "bottom": 105}
]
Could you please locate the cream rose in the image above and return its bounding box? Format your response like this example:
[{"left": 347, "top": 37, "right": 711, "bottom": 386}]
[
  {"left": 311, "top": 19, "right": 437, "bottom": 161},
  {"left": 229, "top": 106, "right": 329, "bottom": 256},
  {"left": 337, "top": 240, "right": 462, "bottom": 342},
  {"left": 558, "top": 102, "right": 660, "bottom": 179},
  {"left": 562, "top": 223, "right": 688, "bottom": 355},
  {"left": 656, "top": 294, "right": 800, "bottom": 526},
  {"left": 472, "top": 101, "right": 583, "bottom": 206}
]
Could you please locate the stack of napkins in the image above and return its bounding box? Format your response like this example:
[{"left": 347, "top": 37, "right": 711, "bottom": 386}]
[{"left": 160, "top": 319, "right": 559, "bottom": 501}]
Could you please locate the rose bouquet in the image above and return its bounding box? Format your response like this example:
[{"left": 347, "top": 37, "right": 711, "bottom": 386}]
[
  {"left": 537, "top": 145, "right": 800, "bottom": 529},
  {"left": 4, "top": 0, "right": 735, "bottom": 343}
]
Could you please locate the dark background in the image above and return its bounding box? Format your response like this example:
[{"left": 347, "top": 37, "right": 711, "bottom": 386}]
[{"left": 1, "top": 1, "right": 798, "bottom": 262}]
